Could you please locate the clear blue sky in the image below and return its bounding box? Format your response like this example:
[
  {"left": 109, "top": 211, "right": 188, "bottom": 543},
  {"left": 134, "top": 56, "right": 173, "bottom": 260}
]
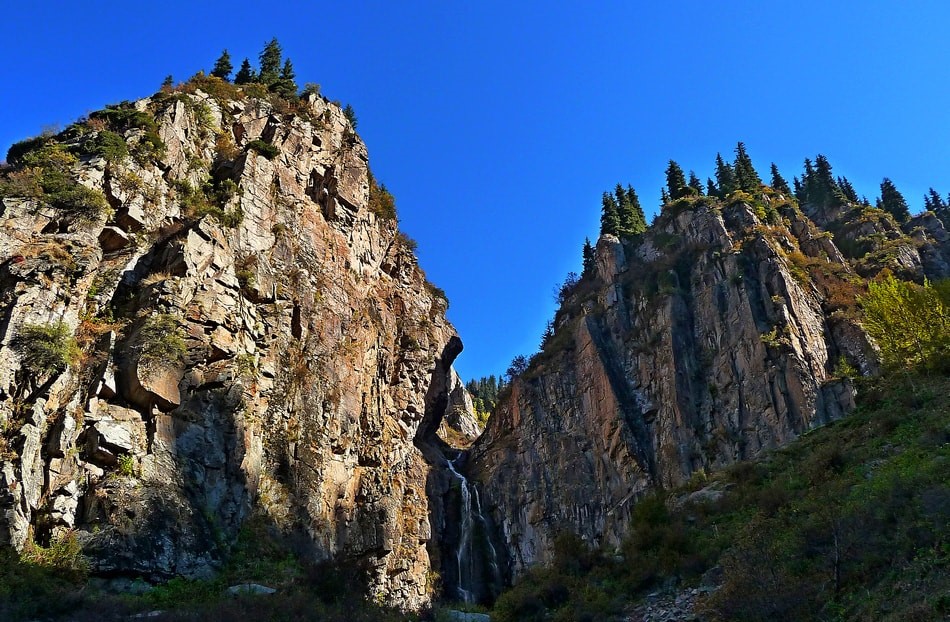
[{"left": 2, "top": 2, "right": 948, "bottom": 381}]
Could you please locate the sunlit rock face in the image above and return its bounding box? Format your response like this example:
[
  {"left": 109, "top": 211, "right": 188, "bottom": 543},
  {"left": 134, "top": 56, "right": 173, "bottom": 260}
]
[
  {"left": 469, "top": 194, "right": 948, "bottom": 578},
  {"left": 0, "top": 88, "right": 465, "bottom": 609}
]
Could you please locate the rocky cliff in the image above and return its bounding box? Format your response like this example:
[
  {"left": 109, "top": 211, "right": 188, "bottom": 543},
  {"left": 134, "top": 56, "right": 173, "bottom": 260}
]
[
  {"left": 468, "top": 191, "right": 950, "bottom": 576},
  {"left": 0, "top": 79, "right": 474, "bottom": 609}
]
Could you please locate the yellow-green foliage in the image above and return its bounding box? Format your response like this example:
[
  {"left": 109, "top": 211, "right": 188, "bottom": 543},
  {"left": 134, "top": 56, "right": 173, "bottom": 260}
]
[
  {"left": 859, "top": 276, "right": 950, "bottom": 371},
  {"left": 11, "top": 322, "right": 80, "bottom": 375},
  {"left": 21, "top": 530, "right": 88, "bottom": 581},
  {"left": 138, "top": 314, "right": 186, "bottom": 366}
]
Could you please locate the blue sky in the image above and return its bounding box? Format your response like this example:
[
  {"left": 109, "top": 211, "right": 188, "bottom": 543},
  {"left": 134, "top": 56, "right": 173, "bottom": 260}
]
[{"left": 2, "top": 2, "right": 948, "bottom": 381}]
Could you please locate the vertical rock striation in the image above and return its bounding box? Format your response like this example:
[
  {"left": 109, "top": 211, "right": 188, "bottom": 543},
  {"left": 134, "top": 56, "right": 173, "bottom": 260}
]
[{"left": 469, "top": 194, "right": 949, "bottom": 577}]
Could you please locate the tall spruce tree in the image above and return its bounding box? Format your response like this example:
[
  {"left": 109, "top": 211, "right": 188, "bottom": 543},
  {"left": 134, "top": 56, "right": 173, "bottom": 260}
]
[
  {"left": 812, "top": 155, "right": 844, "bottom": 205},
  {"left": 877, "top": 178, "right": 911, "bottom": 223},
  {"left": 837, "top": 176, "right": 859, "bottom": 203},
  {"left": 617, "top": 184, "right": 647, "bottom": 236},
  {"left": 733, "top": 142, "right": 761, "bottom": 192},
  {"left": 688, "top": 171, "right": 704, "bottom": 194},
  {"left": 272, "top": 58, "right": 298, "bottom": 98},
  {"left": 706, "top": 177, "right": 719, "bottom": 198},
  {"left": 770, "top": 163, "right": 790, "bottom": 195},
  {"left": 665, "top": 160, "right": 688, "bottom": 200},
  {"left": 211, "top": 49, "right": 233, "bottom": 81},
  {"left": 715, "top": 153, "right": 736, "bottom": 196},
  {"left": 234, "top": 58, "right": 256, "bottom": 84},
  {"left": 582, "top": 237, "right": 596, "bottom": 276},
  {"left": 600, "top": 192, "right": 620, "bottom": 236},
  {"left": 258, "top": 38, "right": 283, "bottom": 85},
  {"left": 924, "top": 188, "right": 946, "bottom": 212}
]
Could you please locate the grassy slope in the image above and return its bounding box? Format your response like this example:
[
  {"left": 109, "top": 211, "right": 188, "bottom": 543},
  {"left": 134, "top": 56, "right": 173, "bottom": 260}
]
[{"left": 491, "top": 371, "right": 950, "bottom": 622}]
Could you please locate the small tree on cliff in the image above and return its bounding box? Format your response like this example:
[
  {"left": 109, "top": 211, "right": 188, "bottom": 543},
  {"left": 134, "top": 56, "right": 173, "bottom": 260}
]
[
  {"left": 234, "top": 58, "right": 256, "bottom": 84},
  {"left": 665, "top": 160, "right": 688, "bottom": 200},
  {"left": 877, "top": 178, "right": 911, "bottom": 223},
  {"left": 258, "top": 38, "right": 283, "bottom": 85},
  {"left": 770, "top": 163, "right": 790, "bottom": 195},
  {"left": 211, "top": 49, "right": 233, "bottom": 81},
  {"left": 600, "top": 192, "right": 620, "bottom": 237},
  {"left": 582, "top": 237, "right": 596, "bottom": 276}
]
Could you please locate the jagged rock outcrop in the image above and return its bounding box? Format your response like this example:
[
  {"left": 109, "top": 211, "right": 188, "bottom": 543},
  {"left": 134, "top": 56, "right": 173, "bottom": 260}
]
[
  {"left": 0, "top": 84, "right": 462, "bottom": 608},
  {"left": 468, "top": 194, "right": 950, "bottom": 577}
]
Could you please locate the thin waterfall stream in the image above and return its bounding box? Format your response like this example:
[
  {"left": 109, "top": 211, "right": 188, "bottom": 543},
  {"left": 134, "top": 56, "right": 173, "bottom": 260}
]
[{"left": 445, "top": 454, "right": 502, "bottom": 603}]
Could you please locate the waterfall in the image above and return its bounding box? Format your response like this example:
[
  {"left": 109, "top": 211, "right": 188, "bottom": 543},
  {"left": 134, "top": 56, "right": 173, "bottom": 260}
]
[{"left": 445, "top": 454, "right": 501, "bottom": 603}]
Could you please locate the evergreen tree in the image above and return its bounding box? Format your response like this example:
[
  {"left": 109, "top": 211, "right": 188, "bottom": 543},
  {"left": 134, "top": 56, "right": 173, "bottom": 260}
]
[
  {"left": 271, "top": 58, "right": 298, "bottom": 98},
  {"left": 770, "top": 163, "right": 790, "bottom": 195},
  {"left": 706, "top": 177, "right": 719, "bottom": 198},
  {"left": 660, "top": 187, "right": 670, "bottom": 205},
  {"left": 161, "top": 75, "right": 174, "bottom": 91},
  {"left": 665, "top": 160, "right": 688, "bottom": 200},
  {"left": 688, "top": 171, "right": 704, "bottom": 194},
  {"left": 812, "top": 155, "right": 843, "bottom": 205},
  {"left": 617, "top": 184, "right": 647, "bottom": 236},
  {"left": 258, "top": 38, "right": 283, "bottom": 85},
  {"left": 234, "top": 58, "right": 256, "bottom": 84},
  {"left": 343, "top": 104, "right": 358, "bottom": 129},
  {"left": 715, "top": 153, "right": 736, "bottom": 196},
  {"left": 582, "top": 237, "right": 596, "bottom": 276},
  {"left": 211, "top": 49, "right": 233, "bottom": 81},
  {"left": 793, "top": 176, "right": 804, "bottom": 202},
  {"left": 733, "top": 142, "right": 761, "bottom": 192},
  {"left": 600, "top": 192, "right": 620, "bottom": 236},
  {"left": 924, "top": 188, "right": 946, "bottom": 212},
  {"left": 877, "top": 178, "right": 911, "bottom": 223},
  {"left": 837, "top": 176, "right": 859, "bottom": 203}
]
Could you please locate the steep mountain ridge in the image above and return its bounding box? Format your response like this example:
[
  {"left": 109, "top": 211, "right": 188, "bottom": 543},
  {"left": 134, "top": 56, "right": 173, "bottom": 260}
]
[
  {"left": 0, "top": 79, "right": 475, "bottom": 609},
  {"left": 469, "top": 189, "right": 949, "bottom": 577}
]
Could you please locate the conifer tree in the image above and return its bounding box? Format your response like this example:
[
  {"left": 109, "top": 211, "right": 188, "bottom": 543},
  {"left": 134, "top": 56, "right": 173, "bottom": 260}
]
[
  {"left": 617, "top": 184, "right": 647, "bottom": 236},
  {"left": 665, "top": 160, "right": 687, "bottom": 200},
  {"left": 770, "top": 163, "right": 790, "bottom": 195},
  {"left": 343, "top": 104, "right": 358, "bottom": 129},
  {"left": 715, "top": 153, "right": 736, "bottom": 196},
  {"left": 733, "top": 142, "right": 761, "bottom": 192},
  {"left": 272, "top": 58, "right": 298, "bottom": 98},
  {"left": 660, "top": 187, "right": 670, "bottom": 205},
  {"left": 600, "top": 192, "right": 620, "bottom": 236},
  {"left": 582, "top": 237, "right": 596, "bottom": 276},
  {"left": 234, "top": 58, "right": 256, "bottom": 84},
  {"left": 258, "top": 38, "right": 283, "bottom": 85},
  {"left": 688, "top": 171, "right": 704, "bottom": 194},
  {"left": 924, "top": 188, "right": 946, "bottom": 212},
  {"left": 706, "top": 178, "right": 719, "bottom": 198},
  {"left": 837, "top": 176, "right": 859, "bottom": 203},
  {"left": 877, "top": 178, "right": 911, "bottom": 223},
  {"left": 161, "top": 75, "right": 174, "bottom": 91},
  {"left": 211, "top": 49, "right": 233, "bottom": 81},
  {"left": 813, "top": 155, "right": 843, "bottom": 205}
]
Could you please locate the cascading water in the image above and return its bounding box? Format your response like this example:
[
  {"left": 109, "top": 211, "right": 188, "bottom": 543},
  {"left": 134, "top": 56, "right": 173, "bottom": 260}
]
[
  {"left": 446, "top": 456, "right": 476, "bottom": 603},
  {"left": 445, "top": 454, "right": 502, "bottom": 603}
]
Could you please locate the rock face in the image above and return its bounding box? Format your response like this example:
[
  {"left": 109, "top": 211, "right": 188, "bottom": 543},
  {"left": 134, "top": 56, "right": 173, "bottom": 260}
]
[
  {"left": 0, "top": 86, "right": 461, "bottom": 608},
  {"left": 468, "top": 195, "right": 950, "bottom": 577}
]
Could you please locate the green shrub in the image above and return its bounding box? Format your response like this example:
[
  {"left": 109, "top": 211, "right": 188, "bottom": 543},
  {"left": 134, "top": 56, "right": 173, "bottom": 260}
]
[
  {"left": 5, "top": 133, "right": 54, "bottom": 166},
  {"left": 246, "top": 139, "right": 279, "bottom": 160},
  {"left": 11, "top": 322, "right": 80, "bottom": 375},
  {"left": 859, "top": 276, "right": 950, "bottom": 371},
  {"left": 21, "top": 530, "right": 88, "bottom": 581},
  {"left": 368, "top": 180, "right": 397, "bottom": 220},
  {"left": 138, "top": 314, "right": 186, "bottom": 366},
  {"left": 47, "top": 184, "right": 110, "bottom": 222},
  {"left": 77, "top": 130, "right": 127, "bottom": 163}
]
